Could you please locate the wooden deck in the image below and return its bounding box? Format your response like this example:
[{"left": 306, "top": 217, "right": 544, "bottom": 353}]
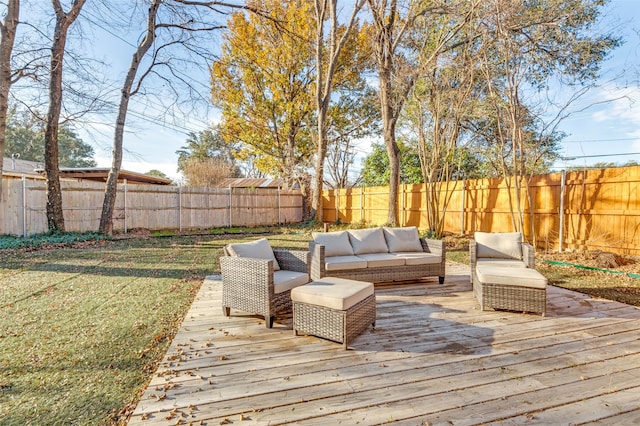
[{"left": 128, "top": 263, "right": 640, "bottom": 425}]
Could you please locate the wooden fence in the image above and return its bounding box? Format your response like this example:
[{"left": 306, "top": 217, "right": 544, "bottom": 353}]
[
  {"left": 322, "top": 165, "right": 640, "bottom": 256},
  {"left": 0, "top": 174, "right": 303, "bottom": 236}
]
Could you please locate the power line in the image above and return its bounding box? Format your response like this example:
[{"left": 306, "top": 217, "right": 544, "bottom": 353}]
[{"left": 563, "top": 137, "right": 640, "bottom": 143}]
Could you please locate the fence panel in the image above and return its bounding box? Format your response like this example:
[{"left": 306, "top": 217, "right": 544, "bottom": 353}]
[
  {"left": 0, "top": 175, "right": 303, "bottom": 236},
  {"left": 321, "top": 165, "right": 640, "bottom": 256}
]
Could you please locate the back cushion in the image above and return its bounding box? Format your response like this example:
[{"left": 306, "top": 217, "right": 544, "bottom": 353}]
[
  {"left": 227, "top": 238, "right": 280, "bottom": 270},
  {"left": 348, "top": 227, "right": 389, "bottom": 254},
  {"left": 474, "top": 232, "right": 522, "bottom": 260},
  {"left": 312, "top": 231, "right": 354, "bottom": 257},
  {"left": 383, "top": 226, "right": 423, "bottom": 252}
]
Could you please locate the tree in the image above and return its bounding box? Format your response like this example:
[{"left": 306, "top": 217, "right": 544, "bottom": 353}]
[
  {"left": 210, "top": 0, "right": 316, "bottom": 192},
  {"left": 181, "top": 157, "right": 237, "bottom": 187},
  {"left": 176, "top": 127, "right": 239, "bottom": 175},
  {"left": 0, "top": 0, "right": 19, "bottom": 201},
  {"left": 5, "top": 106, "right": 96, "bottom": 167},
  {"left": 365, "top": 0, "right": 469, "bottom": 225},
  {"left": 99, "top": 1, "right": 256, "bottom": 234},
  {"left": 310, "top": 0, "right": 364, "bottom": 221},
  {"left": 44, "top": 0, "right": 87, "bottom": 232},
  {"left": 472, "top": 0, "right": 619, "bottom": 236},
  {"left": 360, "top": 142, "right": 422, "bottom": 187},
  {"left": 145, "top": 169, "right": 170, "bottom": 180}
]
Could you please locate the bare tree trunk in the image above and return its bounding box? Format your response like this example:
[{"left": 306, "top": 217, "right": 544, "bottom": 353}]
[
  {"left": 0, "top": 0, "right": 20, "bottom": 202},
  {"left": 311, "top": 0, "right": 362, "bottom": 223},
  {"left": 44, "top": 0, "right": 86, "bottom": 232},
  {"left": 99, "top": 0, "right": 160, "bottom": 235}
]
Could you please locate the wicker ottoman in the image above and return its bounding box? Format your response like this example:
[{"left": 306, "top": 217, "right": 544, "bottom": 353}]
[
  {"left": 474, "top": 265, "right": 547, "bottom": 315},
  {"left": 291, "top": 277, "right": 376, "bottom": 349}
]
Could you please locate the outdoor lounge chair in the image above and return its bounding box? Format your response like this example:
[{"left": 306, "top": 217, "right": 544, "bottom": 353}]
[
  {"left": 469, "top": 232, "right": 547, "bottom": 315},
  {"left": 220, "top": 238, "right": 310, "bottom": 328}
]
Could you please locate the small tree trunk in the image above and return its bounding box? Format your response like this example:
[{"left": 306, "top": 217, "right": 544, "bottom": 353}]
[
  {"left": 99, "top": 0, "right": 160, "bottom": 235},
  {"left": 44, "top": 0, "right": 87, "bottom": 232},
  {"left": 0, "top": 0, "right": 20, "bottom": 202}
]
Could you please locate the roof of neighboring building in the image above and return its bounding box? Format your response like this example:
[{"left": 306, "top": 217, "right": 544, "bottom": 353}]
[
  {"left": 217, "top": 178, "right": 288, "bottom": 188},
  {"left": 2, "top": 158, "right": 172, "bottom": 185},
  {"left": 38, "top": 167, "right": 173, "bottom": 185},
  {"left": 2, "top": 157, "right": 42, "bottom": 175}
]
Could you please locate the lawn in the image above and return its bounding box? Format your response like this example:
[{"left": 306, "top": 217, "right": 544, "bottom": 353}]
[
  {"left": 0, "top": 229, "right": 306, "bottom": 425},
  {"left": 1, "top": 226, "right": 639, "bottom": 425}
]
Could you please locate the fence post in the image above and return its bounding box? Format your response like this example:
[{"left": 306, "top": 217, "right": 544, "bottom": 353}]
[
  {"left": 178, "top": 185, "right": 182, "bottom": 231},
  {"left": 461, "top": 178, "right": 466, "bottom": 235},
  {"left": 22, "top": 175, "right": 27, "bottom": 237},
  {"left": 277, "top": 186, "right": 281, "bottom": 225},
  {"left": 123, "top": 179, "right": 128, "bottom": 234},
  {"left": 228, "top": 186, "right": 232, "bottom": 227},
  {"left": 559, "top": 169, "right": 566, "bottom": 252},
  {"left": 360, "top": 184, "right": 364, "bottom": 223}
]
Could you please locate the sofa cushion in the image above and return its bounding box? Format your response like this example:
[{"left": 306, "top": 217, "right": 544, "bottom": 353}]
[
  {"left": 392, "top": 252, "right": 441, "bottom": 266},
  {"left": 273, "top": 270, "right": 309, "bottom": 294},
  {"left": 312, "top": 231, "right": 354, "bottom": 257},
  {"left": 358, "top": 253, "right": 405, "bottom": 268},
  {"left": 291, "top": 277, "right": 374, "bottom": 311},
  {"left": 475, "top": 232, "right": 522, "bottom": 260},
  {"left": 325, "top": 255, "right": 368, "bottom": 271},
  {"left": 383, "top": 226, "right": 423, "bottom": 252},
  {"left": 227, "top": 238, "right": 280, "bottom": 270},
  {"left": 475, "top": 265, "right": 547, "bottom": 289},
  {"left": 348, "top": 228, "right": 388, "bottom": 254},
  {"left": 476, "top": 258, "right": 526, "bottom": 268}
]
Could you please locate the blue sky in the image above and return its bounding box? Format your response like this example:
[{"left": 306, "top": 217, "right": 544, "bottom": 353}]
[{"left": 76, "top": 0, "right": 640, "bottom": 180}]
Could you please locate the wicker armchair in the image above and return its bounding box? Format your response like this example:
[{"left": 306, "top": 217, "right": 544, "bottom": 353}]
[
  {"left": 221, "top": 242, "right": 310, "bottom": 328},
  {"left": 469, "top": 232, "right": 546, "bottom": 315}
]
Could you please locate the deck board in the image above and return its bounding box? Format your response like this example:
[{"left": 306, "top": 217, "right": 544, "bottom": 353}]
[{"left": 128, "top": 263, "right": 640, "bottom": 425}]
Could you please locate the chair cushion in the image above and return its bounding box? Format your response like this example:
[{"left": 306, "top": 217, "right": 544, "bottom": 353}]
[
  {"left": 476, "top": 258, "right": 527, "bottom": 268},
  {"left": 357, "top": 253, "right": 405, "bottom": 268},
  {"left": 392, "top": 252, "right": 442, "bottom": 265},
  {"left": 325, "top": 255, "right": 368, "bottom": 271},
  {"left": 291, "top": 277, "right": 374, "bottom": 311},
  {"left": 475, "top": 232, "right": 522, "bottom": 260},
  {"left": 383, "top": 226, "right": 423, "bottom": 252},
  {"left": 273, "top": 270, "right": 309, "bottom": 294},
  {"left": 227, "top": 238, "right": 280, "bottom": 270},
  {"left": 312, "top": 231, "right": 354, "bottom": 257},
  {"left": 475, "top": 265, "right": 547, "bottom": 289},
  {"left": 348, "top": 228, "right": 389, "bottom": 254}
]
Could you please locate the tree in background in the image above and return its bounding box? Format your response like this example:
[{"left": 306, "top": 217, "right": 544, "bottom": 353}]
[
  {"left": 44, "top": 0, "right": 87, "bottom": 232},
  {"left": 310, "top": 0, "right": 365, "bottom": 221},
  {"left": 5, "top": 106, "right": 96, "bottom": 167},
  {"left": 181, "top": 157, "right": 237, "bottom": 187},
  {"left": 211, "top": 0, "right": 316, "bottom": 193},
  {"left": 176, "top": 127, "right": 241, "bottom": 186},
  {"left": 472, "top": 0, "right": 619, "bottom": 236},
  {"left": 360, "top": 142, "right": 422, "bottom": 187},
  {"left": 365, "top": 0, "right": 471, "bottom": 225},
  {"left": 0, "top": 0, "right": 19, "bottom": 201},
  {"left": 176, "top": 127, "right": 240, "bottom": 176},
  {"left": 145, "top": 169, "right": 170, "bottom": 180}
]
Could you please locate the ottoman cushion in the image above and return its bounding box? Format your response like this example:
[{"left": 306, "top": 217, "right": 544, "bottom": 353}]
[
  {"left": 291, "top": 277, "right": 374, "bottom": 311},
  {"left": 476, "top": 265, "right": 547, "bottom": 289}
]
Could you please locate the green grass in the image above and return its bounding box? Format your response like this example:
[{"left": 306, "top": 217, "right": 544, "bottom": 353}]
[
  {"left": 0, "top": 227, "right": 312, "bottom": 425},
  {"left": 2, "top": 226, "right": 639, "bottom": 425}
]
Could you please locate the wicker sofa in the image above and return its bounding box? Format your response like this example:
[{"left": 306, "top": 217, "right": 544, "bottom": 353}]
[
  {"left": 309, "top": 227, "right": 445, "bottom": 284},
  {"left": 220, "top": 238, "right": 310, "bottom": 328}
]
